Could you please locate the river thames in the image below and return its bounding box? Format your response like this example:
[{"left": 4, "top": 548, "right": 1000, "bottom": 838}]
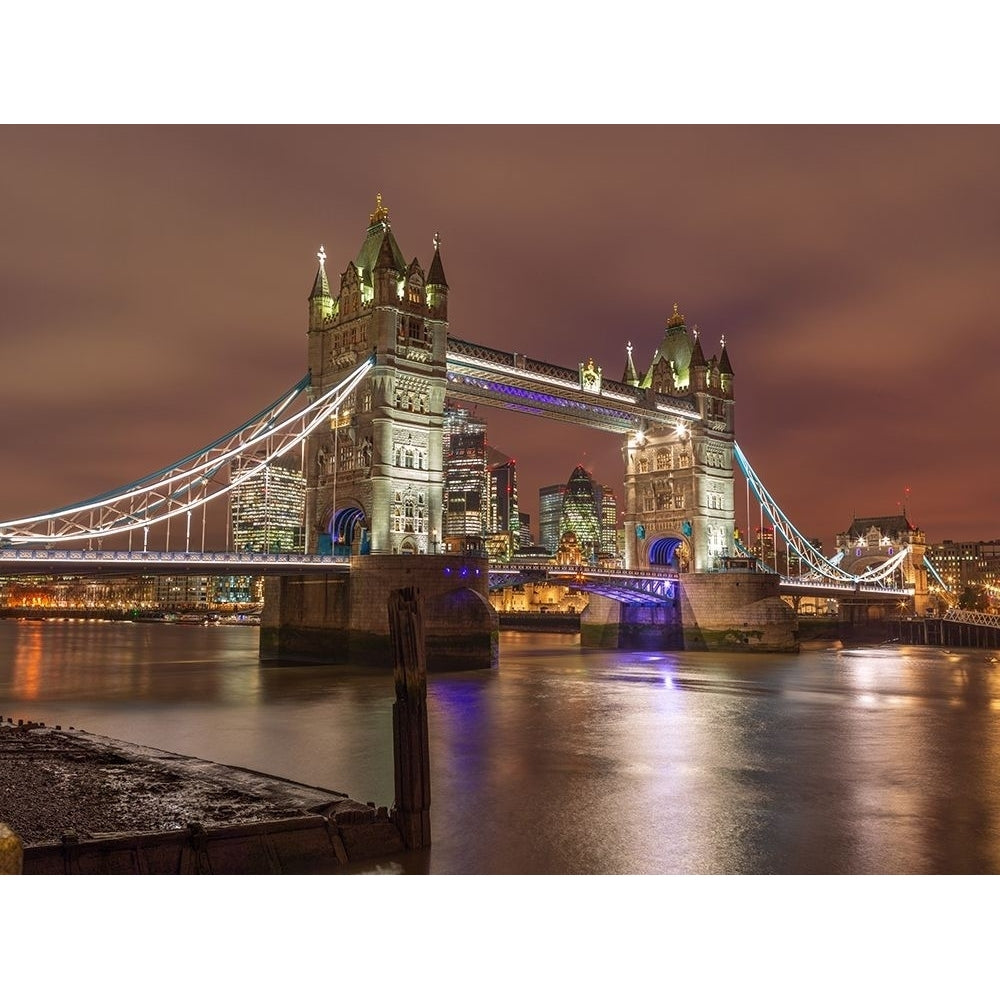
[{"left": 2, "top": 618, "right": 999, "bottom": 874}]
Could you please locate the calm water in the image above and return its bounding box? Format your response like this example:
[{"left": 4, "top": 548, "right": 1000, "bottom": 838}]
[{"left": 2, "top": 618, "right": 999, "bottom": 874}]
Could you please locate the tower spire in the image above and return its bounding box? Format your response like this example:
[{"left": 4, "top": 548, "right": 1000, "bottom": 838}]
[
  {"left": 622, "top": 340, "right": 639, "bottom": 385},
  {"left": 309, "top": 245, "right": 331, "bottom": 299},
  {"left": 719, "top": 333, "right": 734, "bottom": 376},
  {"left": 370, "top": 192, "right": 390, "bottom": 226},
  {"left": 427, "top": 231, "right": 448, "bottom": 288},
  {"left": 308, "top": 244, "right": 333, "bottom": 329}
]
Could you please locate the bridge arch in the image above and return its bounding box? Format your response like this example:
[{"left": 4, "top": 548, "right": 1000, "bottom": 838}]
[
  {"left": 644, "top": 534, "right": 690, "bottom": 573},
  {"left": 324, "top": 503, "right": 368, "bottom": 555}
]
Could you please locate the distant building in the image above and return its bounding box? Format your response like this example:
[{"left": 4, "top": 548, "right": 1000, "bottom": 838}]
[
  {"left": 538, "top": 484, "right": 566, "bottom": 555},
  {"left": 927, "top": 538, "right": 1000, "bottom": 605},
  {"left": 518, "top": 511, "right": 533, "bottom": 550},
  {"left": 598, "top": 484, "right": 619, "bottom": 558},
  {"left": 485, "top": 456, "right": 520, "bottom": 562},
  {"left": 754, "top": 526, "right": 776, "bottom": 569},
  {"left": 488, "top": 458, "right": 519, "bottom": 537},
  {"left": 227, "top": 449, "right": 305, "bottom": 605},
  {"left": 154, "top": 576, "right": 212, "bottom": 608},
  {"left": 442, "top": 405, "right": 488, "bottom": 541},
  {"left": 230, "top": 450, "right": 306, "bottom": 554},
  {"left": 559, "top": 466, "right": 602, "bottom": 562},
  {"left": 835, "top": 514, "right": 930, "bottom": 613}
]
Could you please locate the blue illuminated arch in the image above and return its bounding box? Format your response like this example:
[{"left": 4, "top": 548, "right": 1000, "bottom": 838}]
[
  {"left": 329, "top": 506, "right": 366, "bottom": 546},
  {"left": 648, "top": 536, "right": 683, "bottom": 567}
]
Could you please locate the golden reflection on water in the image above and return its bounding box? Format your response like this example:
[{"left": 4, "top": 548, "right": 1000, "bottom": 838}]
[{"left": 11, "top": 621, "right": 44, "bottom": 700}]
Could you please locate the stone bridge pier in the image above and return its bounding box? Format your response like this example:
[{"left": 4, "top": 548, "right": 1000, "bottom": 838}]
[
  {"left": 581, "top": 570, "right": 798, "bottom": 653},
  {"left": 261, "top": 555, "right": 498, "bottom": 670}
]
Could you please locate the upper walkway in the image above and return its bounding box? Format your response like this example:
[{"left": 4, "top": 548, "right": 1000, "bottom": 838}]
[{"left": 446, "top": 337, "right": 697, "bottom": 432}]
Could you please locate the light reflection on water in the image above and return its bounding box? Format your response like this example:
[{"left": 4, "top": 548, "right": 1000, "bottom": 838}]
[{"left": 2, "top": 619, "right": 999, "bottom": 873}]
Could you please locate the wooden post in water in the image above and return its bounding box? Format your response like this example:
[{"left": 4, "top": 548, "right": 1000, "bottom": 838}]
[{"left": 388, "top": 586, "right": 431, "bottom": 849}]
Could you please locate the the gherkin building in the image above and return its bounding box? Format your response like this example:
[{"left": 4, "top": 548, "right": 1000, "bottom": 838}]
[{"left": 559, "top": 465, "right": 602, "bottom": 560}]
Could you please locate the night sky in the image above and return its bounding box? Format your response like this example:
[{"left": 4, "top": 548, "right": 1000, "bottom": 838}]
[{"left": 1, "top": 125, "right": 997, "bottom": 550}]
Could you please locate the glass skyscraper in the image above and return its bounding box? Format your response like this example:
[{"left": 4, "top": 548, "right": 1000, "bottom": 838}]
[
  {"left": 442, "top": 405, "right": 488, "bottom": 539},
  {"left": 559, "top": 465, "right": 602, "bottom": 560},
  {"left": 538, "top": 484, "right": 566, "bottom": 555},
  {"left": 229, "top": 450, "right": 306, "bottom": 553}
]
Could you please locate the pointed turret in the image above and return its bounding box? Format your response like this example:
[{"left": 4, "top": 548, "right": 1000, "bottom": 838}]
[
  {"left": 308, "top": 245, "right": 334, "bottom": 330},
  {"left": 427, "top": 233, "right": 448, "bottom": 288},
  {"left": 622, "top": 341, "right": 639, "bottom": 386},
  {"left": 373, "top": 214, "right": 402, "bottom": 305},
  {"left": 426, "top": 232, "right": 449, "bottom": 317},
  {"left": 718, "top": 334, "right": 734, "bottom": 397},
  {"left": 689, "top": 326, "right": 707, "bottom": 389},
  {"left": 718, "top": 334, "right": 734, "bottom": 376}
]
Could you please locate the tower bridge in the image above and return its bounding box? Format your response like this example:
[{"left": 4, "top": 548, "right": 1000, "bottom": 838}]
[{"left": 0, "top": 195, "right": 940, "bottom": 664}]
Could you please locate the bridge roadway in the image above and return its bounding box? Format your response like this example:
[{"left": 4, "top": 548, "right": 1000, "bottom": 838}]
[
  {"left": 0, "top": 549, "right": 350, "bottom": 577},
  {"left": 490, "top": 563, "right": 677, "bottom": 605},
  {"left": 0, "top": 549, "right": 912, "bottom": 605}
]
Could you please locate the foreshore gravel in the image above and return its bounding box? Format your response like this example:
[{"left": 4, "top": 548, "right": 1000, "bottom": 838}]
[{"left": 0, "top": 718, "right": 353, "bottom": 846}]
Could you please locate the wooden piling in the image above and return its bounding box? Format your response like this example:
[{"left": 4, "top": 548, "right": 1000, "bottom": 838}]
[{"left": 388, "top": 586, "right": 431, "bottom": 849}]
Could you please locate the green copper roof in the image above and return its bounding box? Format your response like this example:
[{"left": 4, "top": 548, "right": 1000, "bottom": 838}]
[{"left": 356, "top": 222, "right": 406, "bottom": 282}]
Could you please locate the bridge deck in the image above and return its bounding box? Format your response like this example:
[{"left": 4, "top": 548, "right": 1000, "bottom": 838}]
[{"left": 0, "top": 550, "right": 350, "bottom": 577}]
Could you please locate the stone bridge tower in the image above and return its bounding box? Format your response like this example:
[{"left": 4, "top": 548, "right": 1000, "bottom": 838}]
[
  {"left": 622, "top": 305, "right": 736, "bottom": 573},
  {"left": 303, "top": 195, "right": 449, "bottom": 556},
  {"left": 835, "top": 514, "right": 930, "bottom": 614}
]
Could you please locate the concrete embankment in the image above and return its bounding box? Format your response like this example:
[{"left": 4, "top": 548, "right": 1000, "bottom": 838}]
[{"left": 0, "top": 718, "right": 404, "bottom": 875}]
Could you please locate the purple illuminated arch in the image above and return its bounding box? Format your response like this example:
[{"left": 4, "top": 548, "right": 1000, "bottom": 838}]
[
  {"left": 329, "top": 506, "right": 366, "bottom": 546},
  {"left": 648, "top": 536, "right": 683, "bottom": 567}
]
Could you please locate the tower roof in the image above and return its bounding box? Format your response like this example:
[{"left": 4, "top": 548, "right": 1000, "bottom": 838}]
[
  {"left": 690, "top": 329, "right": 707, "bottom": 367},
  {"left": 375, "top": 229, "right": 400, "bottom": 272},
  {"left": 355, "top": 193, "right": 407, "bottom": 278},
  {"left": 843, "top": 514, "right": 916, "bottom": 538},
  {"left": 427, "top": 233, "right": 448, "bottom": 287},
  {"left": 309, "top": 246, "right": 331, "bottom": 300},
  {"left": 622, "top": 341, "right": 639, "bottom": 385},
  {"left": 642, "top": 303, "right": 693, "bottom": 388},
  {"left": 719, "top": 335, "right": 734, "bottom": 375}
]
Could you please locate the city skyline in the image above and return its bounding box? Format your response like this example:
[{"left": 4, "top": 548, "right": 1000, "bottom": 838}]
[{"left": 1, "top": 126, "right": 998, "bottom": 550}]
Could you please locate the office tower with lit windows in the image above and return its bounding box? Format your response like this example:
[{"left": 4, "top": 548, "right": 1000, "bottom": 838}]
[
  {"left": 598, "top": 484, "right": 619, "bottom": 557},
  {"left": 539, "top": 484, "right": 566, "bottom": 554},
  {"left": 442, "top": 405, "right": 488, "bottom": 539},
  {"left": 230, "top": 450, "right": 306, "bottom": 553},
  {"left": 519, "top": 512, "right": 533, "bottom": 550},
  {"left": 488, "top": 458, "right": 519, "bottom": 536},
  {"left": 754, "top": 526, "right": 776, "bottom": 569},
  {"left": 926, "top": 539, "right": 1000, "bottom": 601},
  {"left": 483, "top": 456, "right": 520, "bottom": 562}
]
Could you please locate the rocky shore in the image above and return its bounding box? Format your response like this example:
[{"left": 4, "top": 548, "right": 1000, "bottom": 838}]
[{"left": 0, "top": 716, "right": 404, "bottom": 873}]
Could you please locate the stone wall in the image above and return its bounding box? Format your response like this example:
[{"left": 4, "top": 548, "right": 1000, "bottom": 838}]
[
  {"left": 580, "top": 571, "right": 798, "bottom": 653},
  {"left": 261, "top": 554, "right": 498, "bottom": 670},
  {"left": 678, "top": 571, "right": 798, "bottom": 652}
]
